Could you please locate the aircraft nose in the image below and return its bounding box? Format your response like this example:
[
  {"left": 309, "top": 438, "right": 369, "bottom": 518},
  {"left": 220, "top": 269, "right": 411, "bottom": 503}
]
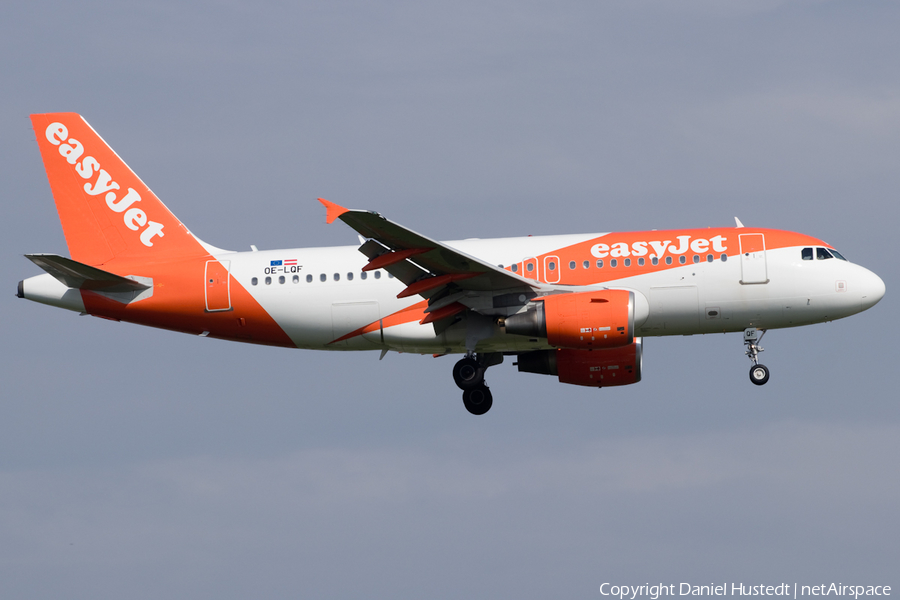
[{"left": 859, "top": 267, "right": 885, "bottom": 311}]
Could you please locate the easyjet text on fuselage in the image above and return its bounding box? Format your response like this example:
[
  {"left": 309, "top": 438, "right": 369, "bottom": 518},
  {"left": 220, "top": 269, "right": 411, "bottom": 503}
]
[{"left": 590, "top": 235, "right": 728, "bottom": 259}]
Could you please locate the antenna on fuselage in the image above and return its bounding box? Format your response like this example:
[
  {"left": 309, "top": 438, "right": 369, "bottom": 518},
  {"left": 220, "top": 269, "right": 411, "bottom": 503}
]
[{"left": 734, "top": 217, "right": 745, "bottom": 228}]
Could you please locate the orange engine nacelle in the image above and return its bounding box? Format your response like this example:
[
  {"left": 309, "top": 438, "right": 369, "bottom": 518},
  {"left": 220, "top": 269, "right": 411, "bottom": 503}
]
[
  {"left": 515, "top": 340, "right": 643, "bottom": 388},
  {"left": 504, "top": 289, "right": 634, "bottom": 350}
]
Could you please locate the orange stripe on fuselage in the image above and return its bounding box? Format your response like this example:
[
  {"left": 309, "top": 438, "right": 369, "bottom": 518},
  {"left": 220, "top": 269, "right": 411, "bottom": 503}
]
[
  {"left": 79, "top": 255, "right": 296, "bottom": 348},
  {"left": 329, "top": 299, "right": 429, "bottom": 345}
]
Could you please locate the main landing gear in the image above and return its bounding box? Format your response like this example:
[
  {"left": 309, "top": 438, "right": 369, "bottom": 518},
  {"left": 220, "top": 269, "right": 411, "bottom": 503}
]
[
  {"left": 462, "top": 385, "right": 493, "bottom": 416},
  {"left": 453, "top": 353, "right": 501, "bottom": 415},
  {"left": 744, "top": 328, "right": 770, "bottom": 386}
]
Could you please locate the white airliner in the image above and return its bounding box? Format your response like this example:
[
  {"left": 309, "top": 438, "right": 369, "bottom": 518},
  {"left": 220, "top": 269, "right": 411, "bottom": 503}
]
[{"left": 19, "top": 113, "right": 886, "bottom": 414}]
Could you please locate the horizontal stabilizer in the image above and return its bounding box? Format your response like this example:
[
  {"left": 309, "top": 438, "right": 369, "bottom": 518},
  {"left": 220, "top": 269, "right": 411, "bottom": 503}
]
[{"left": 25, "top": 254, "right": 150, "bottom": 293}]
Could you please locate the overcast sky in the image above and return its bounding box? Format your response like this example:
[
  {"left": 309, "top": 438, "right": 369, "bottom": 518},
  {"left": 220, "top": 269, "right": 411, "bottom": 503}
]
[{"left": 1, "top": 1, "right": 898, "bottom": 598}]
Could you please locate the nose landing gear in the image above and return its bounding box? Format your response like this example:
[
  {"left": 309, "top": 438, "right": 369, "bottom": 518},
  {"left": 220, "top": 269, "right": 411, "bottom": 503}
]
[
  {"left": 744, "top": 328, "right": 769, "bottom": 386},
  {"left": 453, "top": 353, "right": 502, "bottom": 415}
]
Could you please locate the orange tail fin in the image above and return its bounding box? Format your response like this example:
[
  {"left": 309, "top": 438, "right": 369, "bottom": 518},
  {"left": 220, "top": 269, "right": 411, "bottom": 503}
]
[{"left": 31, "top": 113, "right": 205, "bottom": 266}]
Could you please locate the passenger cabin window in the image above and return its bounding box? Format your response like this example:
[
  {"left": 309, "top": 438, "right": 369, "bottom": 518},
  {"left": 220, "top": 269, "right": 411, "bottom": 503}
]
[
  {"left": 548, "top": 262, "right": 556, "bottom": 271},
  {"left": 707, "top": 254, "right": 713, "bottom": 263},
  {"left": 665, "top": 256, "right": 673, "bottom": 265},
  {"left": 596, "top": 259, "right": 603, "bottom": 268},
  {"left": 693, "top": 255, "right": 700, "bottom": 264},
  {"left": 624, "top": 258, "right": 631, "bottom": 267},
  {"left": 361, "top": 272, "right": 367, "bottom": 280},
  {"left": 569, "top": 261, "right": 576, "bottom": 270},
  {"left": 816, "top": 247, "right": 833, "bottom": 260},
  {"left": 610, "top": 259, "right": 618, "bottom": 268},
  {"left": 638, "top": 258, "right": 645, "bottom": 266},
  {"left": 526, "top": 263, "right": 534, "bottom": 272},
  {"left": 306, "top": 274, "right": 313, "bottom": 283},
  {"left": 334, "top": 273, "right": 340, "bottom": 281},
  {"left": 374, "top": 271, "right": 381, "bottom": 279},
  {"left": 265, "top": 276, "right": 272, "bottom": 285},
  {"left": 583, "top": 260, "right": 590, "bottom": 269},
  {"left": 278, "top": 275, "right": 285, "bottom": 284},
  {"left": 293, "top": 275, "right": 299, "bottom": 283},
  {"left": 651, "top": 257, "right": 658, "bottom": 266},
  {"left": 347, "top": 272, "right": 353, "bottom": 281},
  {"left": 320, "top": 274, "right": 326, "bottom": 282},
  {"left": 511, "top": 264, "right": 518, "bottom": 273},
  {"left": 251, "top": 277, "right": 258, "bottom": 286},
  {"left": 802, "top": 247, "right": 813, "bottom": 260}
]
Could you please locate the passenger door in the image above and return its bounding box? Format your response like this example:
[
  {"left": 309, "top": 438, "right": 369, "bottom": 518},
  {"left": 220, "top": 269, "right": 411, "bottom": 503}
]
[
  {"left": 204, "top": 260, "right": 231, "bottom": 312},
  {"left": 739, "top": 233, "right": 768, "bottom": 284}
]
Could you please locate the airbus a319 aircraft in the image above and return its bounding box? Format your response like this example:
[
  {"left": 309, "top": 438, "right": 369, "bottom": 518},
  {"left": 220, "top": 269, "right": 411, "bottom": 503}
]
[{"left": 19, "top": 113, "right": 886, "bottom": 414}]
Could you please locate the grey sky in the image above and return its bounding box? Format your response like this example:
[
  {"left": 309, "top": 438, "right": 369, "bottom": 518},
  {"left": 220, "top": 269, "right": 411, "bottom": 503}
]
[{"left": 1, "top": 1, "right": 898, "bottom": 598}]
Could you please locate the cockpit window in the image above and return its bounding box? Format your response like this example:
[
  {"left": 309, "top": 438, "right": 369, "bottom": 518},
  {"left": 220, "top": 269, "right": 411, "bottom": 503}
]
[
  {"left": 816, "top": 247, "right": 833, "bottom": 260},
  {"left": 801, "top": 248, "right": 813, "bottom": 261},
  {"left": 829, "top": 249, "right": 848, "bottom": 261}
]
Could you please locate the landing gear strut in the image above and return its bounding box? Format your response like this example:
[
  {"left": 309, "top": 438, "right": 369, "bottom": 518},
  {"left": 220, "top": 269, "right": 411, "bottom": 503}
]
[
  {"left": 453, "top": 353, "right": 502, "bottom": 415},
  {"left": 744, "top": 328, "right": 770, "bottom": 386}
]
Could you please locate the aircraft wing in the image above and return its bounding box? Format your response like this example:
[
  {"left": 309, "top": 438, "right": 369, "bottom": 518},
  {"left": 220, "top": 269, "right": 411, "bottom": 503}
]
[{"left": 319, "top": 198, "right": 540, "bottom": 303}]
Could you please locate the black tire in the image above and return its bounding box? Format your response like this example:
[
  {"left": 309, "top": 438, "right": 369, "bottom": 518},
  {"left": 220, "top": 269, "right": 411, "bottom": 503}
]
[
  {"left": 453, "top": 357, "right": 485, "bottom": 390},
  {"left": 463, "top": 385, "right": 493, "bottom": 415},
  {"left": 749, "top": 364, "right": 770, "bottom": 386}
]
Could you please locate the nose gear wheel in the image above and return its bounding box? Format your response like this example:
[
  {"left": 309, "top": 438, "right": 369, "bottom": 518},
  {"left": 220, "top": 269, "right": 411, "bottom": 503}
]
[{"left": 749, "top": 364, "right": 770, "bottom": 385}]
